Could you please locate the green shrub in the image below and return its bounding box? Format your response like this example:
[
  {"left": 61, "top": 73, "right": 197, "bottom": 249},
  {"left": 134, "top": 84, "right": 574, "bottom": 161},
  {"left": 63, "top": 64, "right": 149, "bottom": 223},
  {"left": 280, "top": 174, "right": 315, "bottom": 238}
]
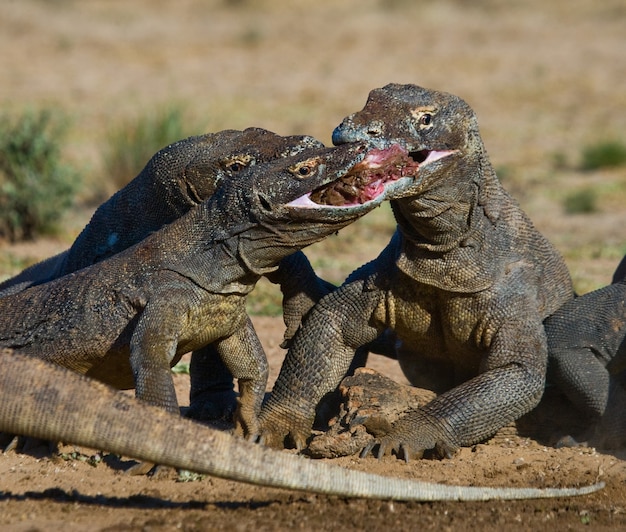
[
  {"left": 563, "top": 188, "right": 598, "bottom": 214},
  {"left": 581, "top": 140, "right": 626, "bottom": 170},
  {"left": 0, "top": 109, "right": 80, "bottom": 242},
  {"left": 103, "top": 105, "right": 204, "bottom": 190},
  {"left": 551, "top": 151, "right": 568, "bottom": 170}
]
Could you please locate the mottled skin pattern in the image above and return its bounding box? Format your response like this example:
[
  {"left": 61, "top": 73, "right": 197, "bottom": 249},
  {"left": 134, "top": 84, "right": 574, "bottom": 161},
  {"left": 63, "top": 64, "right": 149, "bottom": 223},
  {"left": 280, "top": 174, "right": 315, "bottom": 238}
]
[
  {"left": 259, "top": 84, "right": 574, "bottom": 460},
  {"left": 0, "top": 350, "right": 602, "bottom": 501},
  {"left": 0, "top": 128, "right": 332, "bottom": 420},
  {"left": 0, "top": 141, "right": 412, "bottom": 437},
  {"left": 545, "top": 257, "right": 626, "bottom": 448}
]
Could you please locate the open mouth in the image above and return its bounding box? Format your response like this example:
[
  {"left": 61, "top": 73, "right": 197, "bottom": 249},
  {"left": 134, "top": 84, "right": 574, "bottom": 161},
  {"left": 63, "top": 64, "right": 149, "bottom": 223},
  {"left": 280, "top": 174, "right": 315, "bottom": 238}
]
[
  {"left": 306, "top": 145, "right": 455, "bottom": 207},
  {"left": 306, "top": 145, "right": 415, "bottom": 206},
  {"left": 286, "top": 145, "right": 456, "bottom": 209}
]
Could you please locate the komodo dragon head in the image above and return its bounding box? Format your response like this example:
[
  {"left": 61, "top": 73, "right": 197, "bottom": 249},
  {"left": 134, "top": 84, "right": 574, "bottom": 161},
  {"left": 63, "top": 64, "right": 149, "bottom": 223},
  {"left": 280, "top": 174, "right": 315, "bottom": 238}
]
[
  {"left": 145, "top": 127, "right": 324, "bottom": 209},
  {"left": 331, "top": 84, "right": 483, "bottom": 193},
  {"left": 331, "top": 84, "right": 497, "bottom": 247}
]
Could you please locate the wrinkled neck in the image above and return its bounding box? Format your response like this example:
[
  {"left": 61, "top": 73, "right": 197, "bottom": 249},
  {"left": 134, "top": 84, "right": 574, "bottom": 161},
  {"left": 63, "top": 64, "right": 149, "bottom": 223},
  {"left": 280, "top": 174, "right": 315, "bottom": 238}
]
[
  {"left": 393, "top": 181, "right": 477, "bottom": 251},
  {"left": 236, "top": 214, "right": 359, "bottom": 272},
  {"left": 394, "top": 145, "right": 502, "bottom": 254}
]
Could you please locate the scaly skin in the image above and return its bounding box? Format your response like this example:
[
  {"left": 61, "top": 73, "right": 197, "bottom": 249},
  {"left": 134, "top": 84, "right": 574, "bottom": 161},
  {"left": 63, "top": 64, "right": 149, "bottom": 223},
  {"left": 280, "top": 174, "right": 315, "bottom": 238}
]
[
  {"left": 0, "top": 128, "right": 331, "bottom": 420},
  {"left": 0, "top": 141, "right": 421, "bottom": 437},
  {"left": 259, "top": 84, "right": 573, "bottom": 459},
  {"left": 0, "top": 349, "right": 603, "bottom": 501},
  {"left": 545, "top": 259, "right": 626, "bottom": 448},
  {"left": 0, "top": 128, "right": 322, "bottom": 294}
]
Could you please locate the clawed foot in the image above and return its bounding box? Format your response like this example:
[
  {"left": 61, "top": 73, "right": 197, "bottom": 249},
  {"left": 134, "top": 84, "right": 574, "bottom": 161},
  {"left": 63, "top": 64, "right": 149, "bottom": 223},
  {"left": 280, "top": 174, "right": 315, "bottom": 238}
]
[
  {"left": 358, "top": 408, "right": 459, "bottom": 462},
  {"left": 255, "top": 407, "right": 313, "bottom": 450},
  {"left": 360, "top": 432, "right": 458, "bottom": 462},
  {"left": 353, "top": 400, "right": 458, "bottom": 462}
]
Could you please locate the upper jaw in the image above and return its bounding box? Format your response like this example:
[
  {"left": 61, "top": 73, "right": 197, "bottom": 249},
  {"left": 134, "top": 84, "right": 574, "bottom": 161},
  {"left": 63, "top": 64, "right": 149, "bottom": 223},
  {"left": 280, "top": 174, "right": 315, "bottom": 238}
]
[{"left": 332, "top": 122, "right": 456, "bottom": 168}]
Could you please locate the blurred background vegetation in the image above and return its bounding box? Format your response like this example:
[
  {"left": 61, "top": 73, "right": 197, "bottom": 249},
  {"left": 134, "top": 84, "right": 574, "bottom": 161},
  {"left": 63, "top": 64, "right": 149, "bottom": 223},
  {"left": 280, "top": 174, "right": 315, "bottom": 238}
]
[{"left": 0, "top": 109, "right": 79, "bottom": 242}]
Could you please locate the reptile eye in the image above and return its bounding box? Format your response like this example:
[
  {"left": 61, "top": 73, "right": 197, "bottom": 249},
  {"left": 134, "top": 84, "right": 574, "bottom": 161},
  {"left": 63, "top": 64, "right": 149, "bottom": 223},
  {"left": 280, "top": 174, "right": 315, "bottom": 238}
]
[
  {"left": 224, "top": 155, "right": 253, "bottom": 173},
  {"left": 228, "top": 162, "right": 244, "bottom": 172},
  {"left": 289, "top": 158, "right": 320, "bottom": 179},
  {"left": 420, "top": 113, "right": 432, "bottom": 126}
]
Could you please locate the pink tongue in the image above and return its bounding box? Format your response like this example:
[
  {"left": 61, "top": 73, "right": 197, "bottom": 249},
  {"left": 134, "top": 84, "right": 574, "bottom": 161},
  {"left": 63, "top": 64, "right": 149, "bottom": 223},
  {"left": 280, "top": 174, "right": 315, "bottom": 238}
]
[{"left": 363, "top": 144, "right": 407, "bottom": 167}]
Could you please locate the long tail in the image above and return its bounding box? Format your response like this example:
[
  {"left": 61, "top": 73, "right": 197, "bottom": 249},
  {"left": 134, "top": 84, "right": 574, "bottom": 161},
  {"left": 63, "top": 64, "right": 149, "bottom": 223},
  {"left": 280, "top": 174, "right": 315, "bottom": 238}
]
[{"left": 0, "top": 350, "right": 603, "bottom": 502}]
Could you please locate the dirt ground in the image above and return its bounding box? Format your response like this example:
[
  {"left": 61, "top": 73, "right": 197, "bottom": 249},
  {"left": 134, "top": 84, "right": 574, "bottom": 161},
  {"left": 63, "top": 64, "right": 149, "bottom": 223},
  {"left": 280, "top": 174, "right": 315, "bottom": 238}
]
[{"left": 1, "top": 0, "right": 626, "bottom": 530}]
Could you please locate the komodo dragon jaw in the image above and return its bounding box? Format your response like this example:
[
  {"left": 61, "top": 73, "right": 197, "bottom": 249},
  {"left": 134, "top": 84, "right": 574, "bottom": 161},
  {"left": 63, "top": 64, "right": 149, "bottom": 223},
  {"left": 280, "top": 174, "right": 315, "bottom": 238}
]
[
  {"left": 284, "top": 144, "right": 457, "bottom": 211},
  {"left": 331, "top": 84, "right": 474, "bottom": 190}
]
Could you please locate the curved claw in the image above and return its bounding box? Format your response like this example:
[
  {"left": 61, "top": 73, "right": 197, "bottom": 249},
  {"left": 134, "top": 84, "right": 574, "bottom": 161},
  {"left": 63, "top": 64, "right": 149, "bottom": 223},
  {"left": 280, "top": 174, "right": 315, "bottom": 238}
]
[
  {"left": 376, "top": 440, "right": 389, "bottom": 459},
  {"left": 245, "top": 432, "right": 261, "bottom": 443},
  {"left": 293, "top": 434, "right": 307, "bottom": 452},
  {"left": 398, "top": 442, "right": 425, "bottom": 462},
  {"left": 400, "top": 443, "right": 411, "bottom": 463},
  {"left": 360, "top": 441, "right": 377, "bottom": 458},
  {"left": 3, "top": 435, "right": 20, "bottom": 453},
  {"left": 126, "top": 460, "right": 155, "bottom": 476}
]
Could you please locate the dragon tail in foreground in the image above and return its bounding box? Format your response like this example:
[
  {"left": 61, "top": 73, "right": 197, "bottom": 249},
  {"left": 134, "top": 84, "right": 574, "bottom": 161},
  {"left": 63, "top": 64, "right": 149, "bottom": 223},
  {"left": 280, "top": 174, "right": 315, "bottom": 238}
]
[{"left": 0, "top": 349, "right": 603, "bottom": 502}]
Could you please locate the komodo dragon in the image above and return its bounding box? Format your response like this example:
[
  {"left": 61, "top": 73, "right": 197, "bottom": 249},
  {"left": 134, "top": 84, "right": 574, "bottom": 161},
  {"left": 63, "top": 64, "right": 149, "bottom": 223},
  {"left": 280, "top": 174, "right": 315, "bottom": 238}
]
[
  {"left": 0, "top": 349, "right": 603, "bottom": 501},
  {"left": 0, "top": 128, "right": 333, "bottom": 420},
  {"left": 258, "top": 84, "right": 574, "bottom": 460},
  {"left": 0, "top": 140, "right": 425, "bottom": 438},
  {"left": 544, "top": 259, "right": 626, "bottom": 449},
  {"left": 0, "top": 128, "right": 321, "bottom": 295}
]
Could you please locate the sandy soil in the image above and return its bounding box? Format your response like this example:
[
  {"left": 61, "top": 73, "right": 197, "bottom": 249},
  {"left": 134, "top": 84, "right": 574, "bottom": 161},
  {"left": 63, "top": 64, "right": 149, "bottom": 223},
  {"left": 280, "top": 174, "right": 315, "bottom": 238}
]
[
  {"left": 1, "top": 322, "right": 626, "bottom": 531},
  {"left": 1, "top": 0, "right": 626, "bottom": 530}
]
